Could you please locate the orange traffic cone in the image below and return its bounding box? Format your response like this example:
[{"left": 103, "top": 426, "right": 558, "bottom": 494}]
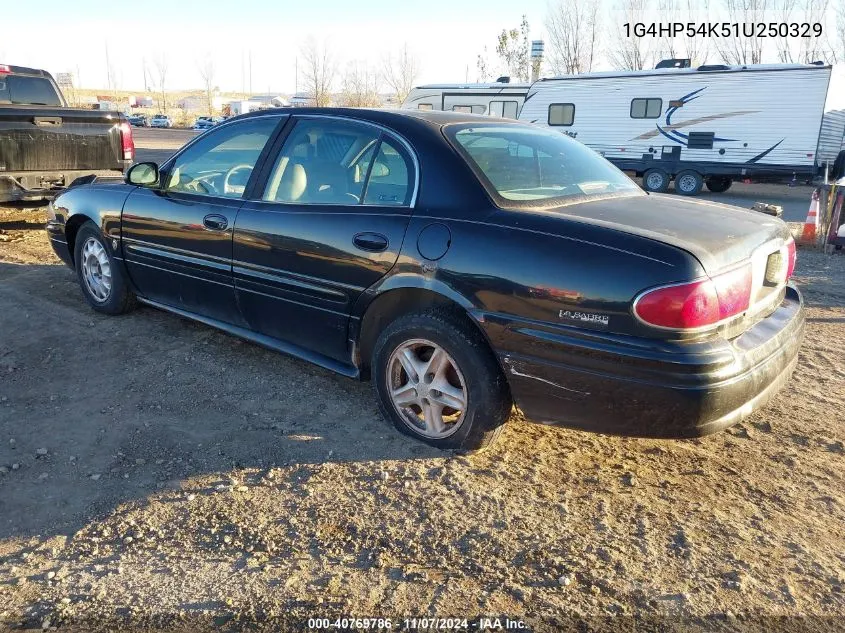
[{"left": 800, "top": 189, "right": 820, "bottom": 245}]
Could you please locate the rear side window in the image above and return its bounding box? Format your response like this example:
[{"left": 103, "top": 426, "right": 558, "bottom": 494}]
[
  {"left": 548, "top": 103, "right": 575, "bottom": 126},
  {"left": 3, "top": 76, "right": 62, "bottom": 106},
  {"left": 363, "top": 140, "right": 412, "bottom": 206},
  {"left": 631, "top": 98, "right": 662, "bottom": 119}
]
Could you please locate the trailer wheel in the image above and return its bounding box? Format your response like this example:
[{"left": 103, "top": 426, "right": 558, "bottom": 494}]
[
  {"left": 643, "top": 168, "right": 670, "bottom": 193},
  {"left": 675, "top": 170, "right": 704, "bottom": 196},
  {"left": 705, "top": 176, "right": 733, "bottom": 193}
]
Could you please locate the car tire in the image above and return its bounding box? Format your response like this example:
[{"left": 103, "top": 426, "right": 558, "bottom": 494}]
[
  {"left": 371, "top": 310, "right": 512, "bottom": 452},
  {"left": 642, "top": 168, "right": 670, "bottom": 193},
  {"left": 73, "top": 223, "right": 136, "bottom": 315},
  {"left": 705, "top": 176, "right": 733, "bottom": 193},
  {"left": 675, "top": 170, "right": 704, "bottom": 196}
]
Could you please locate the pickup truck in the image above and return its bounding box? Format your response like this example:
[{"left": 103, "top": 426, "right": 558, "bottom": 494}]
[{"left": 0, "top": 63, "right": 134, "bottom": 203}]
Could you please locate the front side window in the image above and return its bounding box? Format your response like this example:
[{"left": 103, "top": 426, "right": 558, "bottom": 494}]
[
  {"left": 165, "top": 116, "right": 280, "bottom": 198},
  {"left": 446, "top": 123, "right": 641, "bottom": 206},
  {"left": 631, "top": 98, "right": 662, "bottom": 119},
  {"left": 548, "top": 103, "right": 575, "bottom": 126}
]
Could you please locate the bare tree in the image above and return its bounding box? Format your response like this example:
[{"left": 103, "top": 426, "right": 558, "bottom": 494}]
[
  {"left": 341, "top": 61, "right": 382, "bottom": 107},
  {"left": 495, "top": 16, "right": 531, "bottom": 81},
  {"left": 477, "top": 48, "right": 493, "bottom": 82},
  {"left": 608, "top": 0, "right": 654, "bottom": 70},
  {"left": 546, "top": 0, "right": 601, "bottom": 74},
  {"left": 683, "top": 0, "right": 711, "bottom": 63},
  {"left": 301, "top": 37, "right": 336, "bottom": 107},
  {"left": 654, "top": 0, "right": 710, "bottom": 63},
  {"left": 382, "top": 44, "right": 420, "bottom": 103},
  {"left": 836, "top": 0, "right": 845, "bottom": 61},
  {"left": 775, "top": 0, "right": 832, "bottom": 62},
  {"left": 197, "top": 57, "right": 217, "bottom": 116},
  {"left": 153, "top": 53, "right": 169, "bottom": 113},
  {"left": 716, "top": 0, "right": 769, "bottom": 64}
]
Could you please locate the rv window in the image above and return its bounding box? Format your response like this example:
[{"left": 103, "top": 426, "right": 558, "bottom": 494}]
[
  {"left": 630, "top": 98, "right": 662, "bottom": 119},
  {"left": 548, "top": 103, "right": 575, "bottom": 126},
  {"left": 452, "top": 105, "right": 473, "bottom": 114},
  {"left": 417, "top": 103, "right": 433, "bottom": 110},
  {"left": 489, "top": 100, "right": 519, "bottom": 118},
  {"left": 471, "top": 105, "right": 486, "bottom": 114}
]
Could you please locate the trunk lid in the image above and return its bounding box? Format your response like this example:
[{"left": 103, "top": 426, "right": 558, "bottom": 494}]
[{"left": 550, "top": 192, "right": 791, "bottom": 274}]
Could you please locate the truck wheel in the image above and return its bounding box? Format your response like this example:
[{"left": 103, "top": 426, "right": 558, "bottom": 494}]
[
  {"left": 705, "top": 177, "right": 733, "bottom": 193},
  {"left": 675, "top": 170, "right": 704, "bottom": 196},
  {"left": 371, "top": 310, "right": 511, "bottom": 452},
  {"left": 643, "top": 168, "right": 670, "bottom": 193},
  {"left": 73, "top": 223, "right": 136, "bottom": 315}
]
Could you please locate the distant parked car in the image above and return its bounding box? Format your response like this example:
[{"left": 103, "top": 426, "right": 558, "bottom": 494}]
[
  {"left": 193, "top": 116, "right": 224, "bottom": 131},
  {"left": 128, "top": 114, "right": 149, "bottom": 127},
  {"left": 193, "top": 116, "right": 214, "bottom": 131},
  {"left": 150, "top": 114, "right": 172, "bottom": 129}
]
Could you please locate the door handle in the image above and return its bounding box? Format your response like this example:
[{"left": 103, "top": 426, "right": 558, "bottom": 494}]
[
  {"left": 203, "top": 214, "right": 228, "bottom": 231},
  {"left": 353, "top": 232, "right": 388, "bottom": 252}
]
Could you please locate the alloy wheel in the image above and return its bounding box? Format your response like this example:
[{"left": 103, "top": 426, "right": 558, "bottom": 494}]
[
  {"left": 80, "top": 237, "right": 112, "bottom": 303},
  {"left": 386, "top": 338, "right": 468, "bottom": 439}
]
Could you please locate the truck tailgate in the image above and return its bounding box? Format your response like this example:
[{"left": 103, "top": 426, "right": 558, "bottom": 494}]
[{"left": 0, "top": 107, "right": 125, "bottom": 172}]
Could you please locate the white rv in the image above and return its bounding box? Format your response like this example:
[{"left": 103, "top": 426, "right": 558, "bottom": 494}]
[
  {"left": 402, "top": 82, "right": 529, "bottom": 118},
  {"left": 519, "top": 63, "right": 837, "bottom": 194}
]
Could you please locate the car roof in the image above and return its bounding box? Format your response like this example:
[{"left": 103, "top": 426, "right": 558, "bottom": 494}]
[{"left": 228, "top": 107, "right": 520, "bottom": 130}]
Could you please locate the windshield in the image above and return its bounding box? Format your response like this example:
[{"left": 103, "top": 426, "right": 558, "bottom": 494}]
[{"left": 446, "top": 123, "right": 641, "bottom": 206}]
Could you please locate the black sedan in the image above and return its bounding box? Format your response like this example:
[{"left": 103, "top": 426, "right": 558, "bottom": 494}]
[{"left": 45, "top": 108, "right": 804, "bottom": 450}]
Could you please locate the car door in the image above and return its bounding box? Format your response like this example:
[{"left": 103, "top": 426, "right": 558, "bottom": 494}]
[
  {"left": 121, "top": 114, "right": 285, "bottom": 325},
  {"left": 233, "top": 116, "right": 417, "bottom": 362}
]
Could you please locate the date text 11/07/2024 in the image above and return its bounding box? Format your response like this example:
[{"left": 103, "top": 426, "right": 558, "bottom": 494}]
[
  {"left": 623, "top": 21, "right": 823, "bottom": 38},
  {"left": 307, "top": 617, "right": 528, "bottom": 630}
]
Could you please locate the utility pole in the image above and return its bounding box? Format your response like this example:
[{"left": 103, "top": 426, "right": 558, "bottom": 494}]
[
  {"left": 105, "top": 42, "right": 111, "bottom": 91},
  {"left": 241, "top": 50, "right": 245, "bottom": 94},
  {"left": 248, "top": 50, "right": 252, "bottom": 95},
  {"left": 295, "top": 57, "right": 298, "bottom": 94}
]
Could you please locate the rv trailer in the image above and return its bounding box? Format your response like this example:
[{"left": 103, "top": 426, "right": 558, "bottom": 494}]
[
  {"left": 519, "top": 63, "right": 835, "bottom": 195},
  {"left": 401, "top": 81, "right": 530, "bottom": 118}
]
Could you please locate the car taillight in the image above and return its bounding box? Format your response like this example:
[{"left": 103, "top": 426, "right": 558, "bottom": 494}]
[
  {"left": 785, "top": 237, "right": 796, "bottom": 280},
  {"left": 119, "top": 121, "right": 135, "bottom": 161},
  {"left": 0, "top": 65, "right": 10, "bottom": 74},
  {"left": 634, "top": 264, "right": 752, "bottom": 330}
]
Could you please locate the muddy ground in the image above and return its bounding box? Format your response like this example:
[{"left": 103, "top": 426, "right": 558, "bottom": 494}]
[{"left": 0, "top": 134, "right": 843, "bottom": 632}]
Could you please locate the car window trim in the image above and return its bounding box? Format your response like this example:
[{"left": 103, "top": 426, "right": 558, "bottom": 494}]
[
  {"left": 359, "top": 136, "right": 384, "bottom": 204},
  {"left": 250, "top": 113, "right": 420, "bottom": 209},
  {"left": 156, "top": 113, "right": 290, "bottom": 205}
]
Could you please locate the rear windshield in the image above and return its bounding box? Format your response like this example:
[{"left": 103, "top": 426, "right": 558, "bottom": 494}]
[
  {"left": 0, "top": 75, "right": 62, "bottom": 106},
  {"left": 446, "top": 123, "right": 641, "bottom": 207}
]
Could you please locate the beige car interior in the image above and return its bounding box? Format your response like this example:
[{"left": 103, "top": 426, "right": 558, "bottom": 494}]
[{"left": 264, "top": 127, "right": 374, "bottom": 205}]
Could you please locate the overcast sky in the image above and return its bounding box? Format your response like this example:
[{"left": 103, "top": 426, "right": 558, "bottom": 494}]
[{"left": 2, "top": 0, "right": 842, "bottom": 94}]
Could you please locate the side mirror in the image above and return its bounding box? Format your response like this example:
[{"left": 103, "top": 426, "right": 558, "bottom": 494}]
[{"left": 126, "top": 162, "right": 159, "bottom": 187}]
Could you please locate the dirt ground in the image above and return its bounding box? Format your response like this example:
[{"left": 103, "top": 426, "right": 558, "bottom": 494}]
[{"left": 0, "top": 138, "right": 843, "bottom": 632}]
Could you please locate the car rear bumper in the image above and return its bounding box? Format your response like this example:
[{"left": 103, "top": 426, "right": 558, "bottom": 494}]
[{"left": 483, "top": 285, "right": 805, "bottom": 438}]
